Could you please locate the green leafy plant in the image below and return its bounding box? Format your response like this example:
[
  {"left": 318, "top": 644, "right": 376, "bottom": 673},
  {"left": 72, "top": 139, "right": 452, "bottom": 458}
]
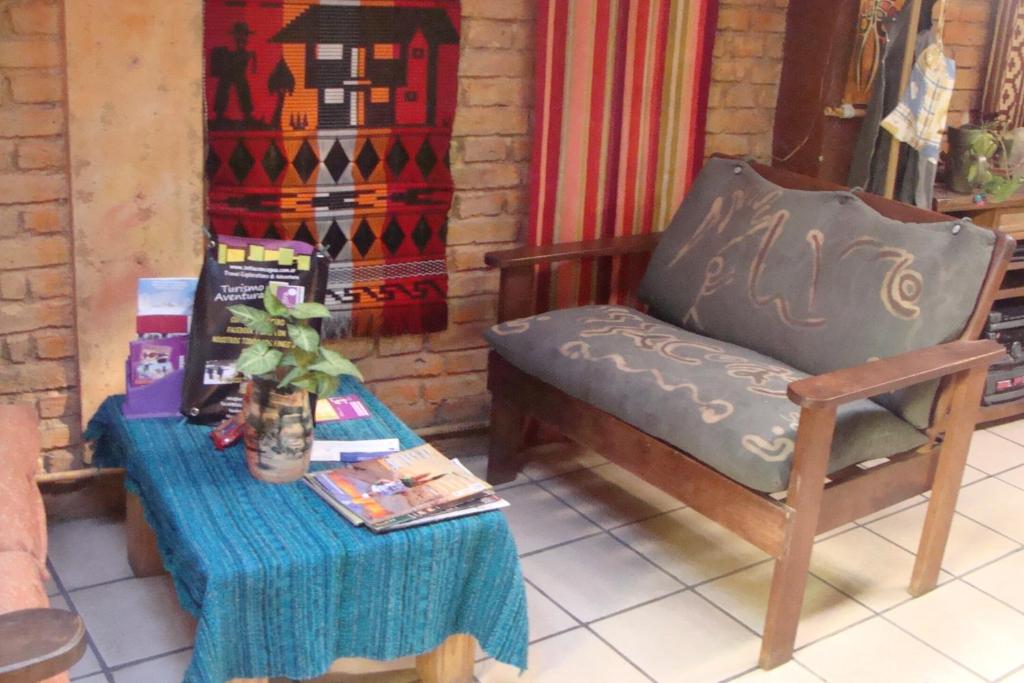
[
  {"left": 965, "top": 122, "right": 1024, "bottom": 203},
  {"left": 228, "top": 288, "right": 362, "bottom": 397}
]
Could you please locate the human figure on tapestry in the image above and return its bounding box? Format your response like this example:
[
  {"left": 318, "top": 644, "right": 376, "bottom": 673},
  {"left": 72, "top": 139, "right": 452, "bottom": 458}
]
[{"left": 210, "top": 21, "right": 259, "bottom": 129}]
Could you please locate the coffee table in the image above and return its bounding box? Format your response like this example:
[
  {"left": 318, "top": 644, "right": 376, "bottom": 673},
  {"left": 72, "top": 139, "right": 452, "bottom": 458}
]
[{"left": 87, "top": 379, "right": 527, "bottom": 683}]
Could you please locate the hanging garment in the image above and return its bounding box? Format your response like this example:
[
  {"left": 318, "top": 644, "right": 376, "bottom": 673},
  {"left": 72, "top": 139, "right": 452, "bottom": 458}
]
[
  {"left": 848, "top": 2, "right": 912, "bottom": 193},
  {"left": 880, "top": 33, "right": 956, "bottom": 165}
]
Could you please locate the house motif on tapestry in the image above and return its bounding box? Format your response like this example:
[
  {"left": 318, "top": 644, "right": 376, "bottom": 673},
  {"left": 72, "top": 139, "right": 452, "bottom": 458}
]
[{"left": 271, "top": 6, "right": 458, "bottom": 129}]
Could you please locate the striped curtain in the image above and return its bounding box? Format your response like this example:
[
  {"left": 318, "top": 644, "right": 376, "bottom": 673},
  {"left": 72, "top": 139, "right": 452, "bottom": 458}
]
[{"left": 528, "top": 0, "right": 718, "bottom": 311}]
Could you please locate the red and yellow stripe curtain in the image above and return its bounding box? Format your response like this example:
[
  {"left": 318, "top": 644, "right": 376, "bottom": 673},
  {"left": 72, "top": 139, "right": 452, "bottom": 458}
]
[{"left": 528, "top": 0, "right": 718, "bottom": 311}]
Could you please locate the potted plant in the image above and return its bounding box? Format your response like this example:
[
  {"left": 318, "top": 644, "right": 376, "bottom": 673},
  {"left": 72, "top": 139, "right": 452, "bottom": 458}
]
[
  {"left": 947, "top": 122, "right": 1024, "bottom": 202},
  {"left": 228, "top": 288, "right": 362, "bottom": 483}
]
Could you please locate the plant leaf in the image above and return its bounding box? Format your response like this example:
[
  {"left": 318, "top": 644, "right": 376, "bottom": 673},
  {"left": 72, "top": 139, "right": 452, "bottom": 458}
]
[
  {"left": 289, "top": 302, "right": 331, "bottom": 320},
  {"left": 281, "top": 348, "right": 317, "bottom": 369},
  {"left": 235, "top": 341, "right": 283, "bottom": 377},
  {"left": 228, "top": 305, "right": 276, "bottom": 335},
  {"left": 288, "top": 323, "right": 320, "bottom": 353},
  {"left": 310, "top": 347, "right": 364, "bottom": 380},
  {"left": 277, "top": 366, "right": 307, "bottom": 389},
  {"left": 314, "top": 372, "right": 339, "bottom": 397},
  {"left": 263, "top": 287, "right": 289, "bottom": 318},
  {"left": 291, "top": 375, "right": 319, "bottom": 392}
]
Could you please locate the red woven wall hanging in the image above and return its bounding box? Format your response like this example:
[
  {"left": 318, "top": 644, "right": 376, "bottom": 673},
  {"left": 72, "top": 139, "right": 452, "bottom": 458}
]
[{"left": 204, "top": 0, "right": 460, "bottom": 337}]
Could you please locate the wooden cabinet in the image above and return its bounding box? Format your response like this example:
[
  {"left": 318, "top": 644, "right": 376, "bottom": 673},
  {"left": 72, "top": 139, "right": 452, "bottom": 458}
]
[{"left": 934, "top": 184, "right": 1024, "bottom": 423}]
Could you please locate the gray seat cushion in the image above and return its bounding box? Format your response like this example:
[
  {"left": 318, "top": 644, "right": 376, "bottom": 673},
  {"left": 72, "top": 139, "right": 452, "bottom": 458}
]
[
  {"left": 638, "top": 157, "right": 996, "bottom": 428},
  {"left": 485, "top": 306, "right": 928, "bottom": 493}
]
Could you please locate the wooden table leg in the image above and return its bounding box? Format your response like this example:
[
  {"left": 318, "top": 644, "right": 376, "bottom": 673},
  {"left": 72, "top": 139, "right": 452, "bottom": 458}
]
[
  {"left": 415, "top": 634, "right": 475, "bottom": 683},
  {"left": 126, "top": 491, "right": 167, "bottom": 578}
]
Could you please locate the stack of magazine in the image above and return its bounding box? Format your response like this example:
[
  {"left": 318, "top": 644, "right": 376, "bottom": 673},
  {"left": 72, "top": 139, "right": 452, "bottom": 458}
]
[{"left": 304, "top": 443, "right": 508, "bottom": 533}]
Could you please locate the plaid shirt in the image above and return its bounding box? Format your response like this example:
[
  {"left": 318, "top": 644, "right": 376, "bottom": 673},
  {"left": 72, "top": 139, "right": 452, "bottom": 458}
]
[{"left": 882, "top": 40, "right": 957, "bottom": 164}]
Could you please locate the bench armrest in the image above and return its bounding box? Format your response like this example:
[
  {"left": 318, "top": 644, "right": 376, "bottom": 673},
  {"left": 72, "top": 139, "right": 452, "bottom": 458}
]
[
  {"left": 787, "top": 339, "right": 1006, "bottom": 410},
  {"left": 485, "top": 233, "right": 662, "bottom": 270},
  {"left": 0, "top": 608, "right": 86, "bottom": 683}
]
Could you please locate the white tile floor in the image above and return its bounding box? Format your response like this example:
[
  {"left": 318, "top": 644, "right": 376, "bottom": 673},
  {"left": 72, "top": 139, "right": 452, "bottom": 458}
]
[{"left": 47, "top": 430, "right": 1024, "bottom": 682}]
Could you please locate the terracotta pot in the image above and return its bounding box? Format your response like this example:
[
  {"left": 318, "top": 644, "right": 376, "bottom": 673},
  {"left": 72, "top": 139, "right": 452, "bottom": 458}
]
[{"left": 242, "top": 378, "right": 313, "bottom": 483}]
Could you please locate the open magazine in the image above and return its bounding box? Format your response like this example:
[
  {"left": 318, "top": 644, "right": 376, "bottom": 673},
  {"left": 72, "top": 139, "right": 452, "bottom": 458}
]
[{"left": 304, "top": 444, "right": 508, "bottom": 532}]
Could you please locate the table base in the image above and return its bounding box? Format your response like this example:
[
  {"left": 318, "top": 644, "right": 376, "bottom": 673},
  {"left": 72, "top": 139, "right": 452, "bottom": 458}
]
[{"left": 125, "top": 492, "right": 476, "bottom": 683}]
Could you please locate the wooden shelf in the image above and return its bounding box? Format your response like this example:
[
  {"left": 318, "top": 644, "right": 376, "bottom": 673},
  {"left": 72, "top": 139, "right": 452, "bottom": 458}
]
[
  {"left": 995, "top": 286, "right": 1024, "bottom": 300},
  {"left": 1008, "top": 261, "right": 1024, "bottom": 272},
  {"left": 978, "top": 399, "right": 1024, "bottom": 424}
]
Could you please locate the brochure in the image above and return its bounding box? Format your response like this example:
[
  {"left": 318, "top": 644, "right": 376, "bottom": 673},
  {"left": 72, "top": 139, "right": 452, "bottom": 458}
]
[{"left": 304, "top": 444, "right": 501, "bottom": 532}]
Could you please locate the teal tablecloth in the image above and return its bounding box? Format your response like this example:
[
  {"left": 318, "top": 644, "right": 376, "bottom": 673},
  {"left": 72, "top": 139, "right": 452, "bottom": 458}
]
[{"left": 86, "top": 378, "right": 527, "bottom": 683}]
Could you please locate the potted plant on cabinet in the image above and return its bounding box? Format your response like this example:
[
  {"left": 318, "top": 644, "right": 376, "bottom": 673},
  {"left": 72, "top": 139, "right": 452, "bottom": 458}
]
[
  {"left": 228, "top": 288, "right": 362, "bottom": 483},
  {"left": 946, "top": 122, "right": 1024, "bottom": 202}
]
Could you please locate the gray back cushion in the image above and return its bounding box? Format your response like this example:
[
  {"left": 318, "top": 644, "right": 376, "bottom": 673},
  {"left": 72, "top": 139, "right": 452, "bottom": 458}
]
[{"left": 638, "top": 157, "right": 996, "bottom": 427}]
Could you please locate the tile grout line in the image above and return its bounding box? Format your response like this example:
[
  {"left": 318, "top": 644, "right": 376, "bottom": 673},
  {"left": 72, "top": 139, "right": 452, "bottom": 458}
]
[
  {"left": 65, "top": 574, "right": 139, "bottom": 596},
  {"left": 49, "top": 559, "right": 116, "bottom": 683},
  {"left": 104, "top": 645, "right": 194, "bottom": 674},
  {"left": 796, "top": 560, "right": 993, "bottom": 681},
  {"left": 998, "top": 661, "right": 1024, "bottom": 682},
  {"left": 533, "top": 477, "right": 691, "bottom": 588}
]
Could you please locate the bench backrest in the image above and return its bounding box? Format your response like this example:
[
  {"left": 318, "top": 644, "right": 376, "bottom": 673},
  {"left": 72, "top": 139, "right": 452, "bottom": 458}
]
[{"left": 639, "top": 157, "right": 1001, "bottom": 428}]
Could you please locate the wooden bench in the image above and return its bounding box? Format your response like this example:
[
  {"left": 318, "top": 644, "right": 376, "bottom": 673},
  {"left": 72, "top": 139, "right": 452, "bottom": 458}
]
[{"left": 482, "top": 157, "right": 1011, "bottom": 669}]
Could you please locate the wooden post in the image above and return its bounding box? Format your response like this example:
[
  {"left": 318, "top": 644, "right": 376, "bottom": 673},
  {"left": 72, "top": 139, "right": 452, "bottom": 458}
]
[
  {"left": 881, "top": 0, "right": 924, "bottom": 198},
  {"left": 415, "top": 634, "right": 476, "bottom": 683},
  {"left": 760, "top": 405, "right": 836, "bottom": 669},
  {"left": 486, "top": 391, "right": 528, "bottom": 485},
  {"left": 125, "top": 492, "right": 167, "bottom": 578},
  {"left": 497, "top": 265, "right": 535, "bottom": 323},
  {"left": 910, "top": 366, "right": 987, "bottom": 595}
]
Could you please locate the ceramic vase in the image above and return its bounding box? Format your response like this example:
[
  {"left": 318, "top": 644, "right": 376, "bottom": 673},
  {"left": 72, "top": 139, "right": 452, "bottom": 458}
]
[{"left": 243, "top": 377, "right": 313, "bottom": 483}]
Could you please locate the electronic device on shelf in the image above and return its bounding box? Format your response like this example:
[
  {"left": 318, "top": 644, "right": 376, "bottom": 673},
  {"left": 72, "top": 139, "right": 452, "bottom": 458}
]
[
  {"left": 980, "top": 302, "right": 1024, "bottom": 405},
  {"left": 987, "top": 302, "right": 1024, "bottom": 331},
  {"left": 983, "top": 363, "right": 1024, "bottom": 405}
]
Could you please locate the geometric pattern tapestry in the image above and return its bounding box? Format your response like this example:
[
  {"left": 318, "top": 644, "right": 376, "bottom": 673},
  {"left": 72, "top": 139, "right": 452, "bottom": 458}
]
[
  {"left": 204, "top": 0, "right": 460, "bottom": 337},
  {"left": 983, "top": 0, "right": 1024, "bottom": 129},
  {"left": 527, "top": 0, "right": 718, "bottom": 312}
]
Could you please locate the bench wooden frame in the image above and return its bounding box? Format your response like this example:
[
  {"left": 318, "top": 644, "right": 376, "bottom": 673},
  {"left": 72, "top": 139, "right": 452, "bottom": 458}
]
[
  {"left": 483, "top": 158, "right": 1014, "bottom": 669},
  {"left": 125, "top": 493, "right": 475, "bottom": 683}
]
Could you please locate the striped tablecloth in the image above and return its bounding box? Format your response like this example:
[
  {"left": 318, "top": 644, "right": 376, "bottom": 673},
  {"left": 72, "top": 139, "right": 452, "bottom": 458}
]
[{"left": 86, "top": 378, "right": 527, "bottom": 682}]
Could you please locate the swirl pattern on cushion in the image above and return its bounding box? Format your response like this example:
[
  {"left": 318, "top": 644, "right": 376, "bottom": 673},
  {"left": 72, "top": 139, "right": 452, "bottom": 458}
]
[{"left": 486, "top": 305, "right": 928, "bottom": 493}]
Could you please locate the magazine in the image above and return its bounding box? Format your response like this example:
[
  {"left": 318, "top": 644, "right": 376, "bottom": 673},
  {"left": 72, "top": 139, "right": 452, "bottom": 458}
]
[{"left": 304, "top": 444, "right": 505, "bottom": 532}]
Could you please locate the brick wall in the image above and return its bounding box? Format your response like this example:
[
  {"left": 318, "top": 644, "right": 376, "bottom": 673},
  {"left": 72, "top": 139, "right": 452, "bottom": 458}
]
[
  {"left": 0, "top": 0, "right": 79, "bottom": 472},
  {"left": 323, "top": 0, "right": 533, "bottom": 431},
  {"left": 0, "top": 0, "right": 999, "bottom": 474},
  {"left": 945, "top": 0, "right": 995, "bottom": 126},
  {"left": 703, "top": 0, "right": 995, "bottom": 163},
  {"left": 704, "top": 0, "right": 789, "bottom": 162}
]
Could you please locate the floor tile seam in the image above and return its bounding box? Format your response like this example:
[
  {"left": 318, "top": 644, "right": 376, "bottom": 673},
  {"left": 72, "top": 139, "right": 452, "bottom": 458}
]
[
  {"left": 64, "top": 574, "right": 138, "bottom": 595},
  {"left": 58, "top": 582, "right": 117, "bottom": 681},
  {"left": 876, "top": 603, "right": 996, "bottom": 681},
  {"left": 958, "top": 546, "right": 1024, "bottom": 582},
  {"left": 997, "top": 661, "right": 1024, "bottom": 682},
  {"left": 688, "top": 556, "right": 774, "bottom": 592},
  {"left": 521, "top": 576, "right": 588, "bottom": 630},
  {"left": 956, "top": 567, "right": 1024, "bottom": 621},
  {"left": 603, "top": 504, "right": 689, "bottom": 532},
  {"left": 857, "top": 510, "right": 1023, "bottom": 563},
  {"left": 516, "top": 528, "right": 607, "bottom": 559},
  {"left": 979, "top": 428, "right": 1024, "bottom": 454},
  {"left": 580, "top": 624, "right": 658, "bottom": 683},
  {"left": 521, "top": 459, "right": 604, "bottom": 485},
  {"left": 529, "top": 479, "right": 689, "bottom": 587},
  {"left": 104, "top": 645, "right": 193, "bottom": 673},
  {"left": 995, "top": 472, "right": 1024, "bottom": 494},
  {"left": 584, "top": 585, "right": 692, "bottom": 628},
  {"left": 682, "top": 586, "right": 767, "bottom": 642},
  {"left": 946, "top": 506, "right": 1024, "bottom": 548}
]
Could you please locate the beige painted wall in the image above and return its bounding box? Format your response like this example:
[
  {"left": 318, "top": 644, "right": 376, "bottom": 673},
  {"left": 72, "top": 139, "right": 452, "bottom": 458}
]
[{"left": 66, "top": 0, "right": 205, "bottom": 422}]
